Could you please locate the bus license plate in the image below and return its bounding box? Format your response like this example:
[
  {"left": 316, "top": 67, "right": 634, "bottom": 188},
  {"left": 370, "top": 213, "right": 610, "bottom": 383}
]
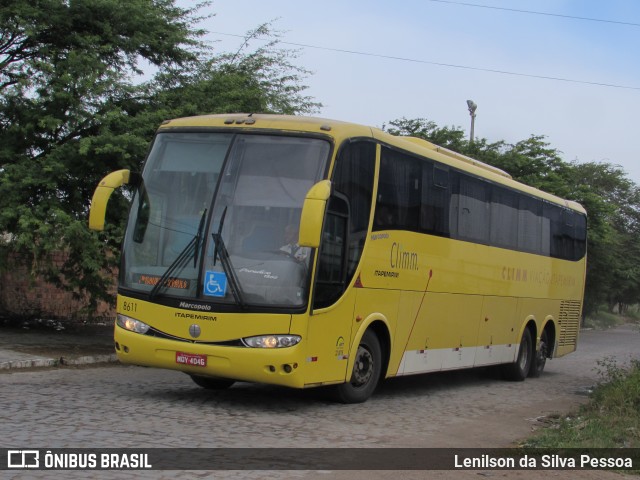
[{"left": 176, "top": 352, "right": 207, "bottom": 367}]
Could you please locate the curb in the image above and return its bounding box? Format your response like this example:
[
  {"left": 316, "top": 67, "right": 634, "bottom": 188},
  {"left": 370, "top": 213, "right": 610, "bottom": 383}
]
[{"left": 0, "top": 354, "right": 118, "bottom": 370}]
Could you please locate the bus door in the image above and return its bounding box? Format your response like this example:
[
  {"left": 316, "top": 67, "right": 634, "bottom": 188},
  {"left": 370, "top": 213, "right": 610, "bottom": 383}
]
[{"left": 305, "top": 141, "right": 376, "bottom": 386}]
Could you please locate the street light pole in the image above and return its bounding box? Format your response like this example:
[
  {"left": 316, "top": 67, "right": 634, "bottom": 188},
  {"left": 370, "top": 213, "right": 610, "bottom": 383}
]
[{"left": 466, "top": 100, "right": 477, "bottom": 143}]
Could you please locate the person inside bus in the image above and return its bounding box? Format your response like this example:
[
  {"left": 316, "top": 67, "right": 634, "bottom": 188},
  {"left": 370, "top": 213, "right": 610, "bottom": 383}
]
[
  {"left": 280, "top": 224, "right": 309, "bottom": 261},
  {"left": 374, "top": 205, "right": 394, "bottom": 229}
]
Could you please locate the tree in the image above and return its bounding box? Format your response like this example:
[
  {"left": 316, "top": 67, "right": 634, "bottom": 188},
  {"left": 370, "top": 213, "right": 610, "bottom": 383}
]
[
  {"left": 1, "top": 0, "right": 206, "bottom": 313},
  {"left": 384, "top": 117, "right": 469, "bottom": 152},
  {"left": 569, "top": 162, "right": 640, "bottom": 313},
  {"left": 0, "top": 2, "right": 319, "bottom": 316}
]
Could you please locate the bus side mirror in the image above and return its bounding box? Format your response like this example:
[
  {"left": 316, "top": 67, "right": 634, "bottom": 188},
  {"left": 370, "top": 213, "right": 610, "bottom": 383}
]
[
  {"left": 89, "top": 169, "right": 134, "bottom": 231},
  {"left": 298, "top": 180, "right": 331, "bottom": 248}
]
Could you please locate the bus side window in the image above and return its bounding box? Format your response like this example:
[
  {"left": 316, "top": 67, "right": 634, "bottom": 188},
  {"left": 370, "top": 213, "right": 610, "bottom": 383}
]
[
  {"left": 374, "top": 147, "right": 421, "bottom": 232},
  {"left": 574, "top": 213, "right": 587, "bottom": 261},
  {"left": 517, "top": 196, "right": 542, "bottom": 254},
  {"left": 545, "top": 202, "right": 566, "bottom": 259},
  {"left": 457, "top": 176, "right": 490, "bottom": 243},
  {"left": 421, "top": 163, "right": 450, "bottom": 236},
  {"left": 490, "top": 186, "right": 518, "bottom": 249}
]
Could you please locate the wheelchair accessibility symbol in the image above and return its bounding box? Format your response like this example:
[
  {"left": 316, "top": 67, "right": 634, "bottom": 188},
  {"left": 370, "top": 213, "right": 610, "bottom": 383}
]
[{"left": 204, "top": 271, "right": 227, "bottom": 297}]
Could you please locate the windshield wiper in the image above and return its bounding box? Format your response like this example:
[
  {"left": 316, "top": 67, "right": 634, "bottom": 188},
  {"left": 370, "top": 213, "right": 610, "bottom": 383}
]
[
  {"left": 149, "top": 209, "right": 207, "bottom": 299},
  {"left": 211, "top": 207, "right": 246, "bottom": 308}
]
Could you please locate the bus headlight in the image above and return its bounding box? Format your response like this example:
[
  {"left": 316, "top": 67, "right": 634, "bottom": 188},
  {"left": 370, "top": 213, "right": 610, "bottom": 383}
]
[
  {"left": 242, "top": 335, "right": 301, "bottom": 348},
  {"left": 117, "top": 314, "right": 150, "bottom": 334}
]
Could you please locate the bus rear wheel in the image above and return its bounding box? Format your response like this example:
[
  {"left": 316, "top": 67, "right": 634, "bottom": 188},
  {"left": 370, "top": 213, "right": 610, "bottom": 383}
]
[
  {"left": 189, "top": 374, "right": 235, "bottom": 390},
  {"left": 335, "top": 330, "right": 382, "bottom": 404},
  {"left": 529, "top": 329, "right": 549, "bottom": 378},
  {"left": 503, "top": 328, "right": 533, "bottom": 381}
]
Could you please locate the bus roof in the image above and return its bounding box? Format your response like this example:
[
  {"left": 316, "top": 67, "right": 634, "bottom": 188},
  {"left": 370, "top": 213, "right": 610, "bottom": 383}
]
[
  {"left": 160, "top": 113, "right": 586, "bottom": 214},
  {"left": 160, "top": 113, "right": 373, "bottom": 137}
]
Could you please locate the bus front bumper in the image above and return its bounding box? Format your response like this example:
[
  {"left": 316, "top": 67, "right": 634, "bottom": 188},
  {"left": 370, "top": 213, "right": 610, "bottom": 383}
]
[{"left": 114, "top": 325, "right": 306, "bottom": 388}]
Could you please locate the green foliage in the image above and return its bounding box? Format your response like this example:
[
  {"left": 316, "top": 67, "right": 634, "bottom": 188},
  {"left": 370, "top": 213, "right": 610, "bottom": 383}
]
[
  {"left": 385, "top": 117, "right": 470, "bottom": 152},
  {"left": 524, "top": 358, "right": 640, "bottom": 449},
  {"left": 0, "top": 0, "right": 205, "bottom": 311},
  {"left": 583, "top": 311, "right": 623, "bottom": 330},
  {"left": 0, "top": 2, "right": 320, "bottom": 314},
  {"left": 626, "top": 306, "right": 640, "bottom": 322}
]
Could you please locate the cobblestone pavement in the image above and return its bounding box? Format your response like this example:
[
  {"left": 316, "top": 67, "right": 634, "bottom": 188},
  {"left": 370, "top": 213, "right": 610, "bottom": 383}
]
[{"left": 1, "top": 325, "right": 638, "bottom": 480}]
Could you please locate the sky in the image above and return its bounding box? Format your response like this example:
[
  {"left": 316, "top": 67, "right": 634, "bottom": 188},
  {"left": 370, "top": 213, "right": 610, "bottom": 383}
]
[{"left": 184, "top": 0, "right": 640, "bottom": 184}]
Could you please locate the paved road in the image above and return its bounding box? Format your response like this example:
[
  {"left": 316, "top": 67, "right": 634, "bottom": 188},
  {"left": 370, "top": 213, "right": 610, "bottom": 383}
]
[{"left": 1, "top": 325, "right": 638, "bottom": 479}]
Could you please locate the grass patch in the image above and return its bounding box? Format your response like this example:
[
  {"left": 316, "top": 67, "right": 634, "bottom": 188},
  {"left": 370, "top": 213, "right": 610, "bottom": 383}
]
[
  {"left": 522, "top": 357, "right": 640, "bottom": 449},
  {"left": 583, "top": 311, "right": 625, "bottom": 330},
  {"left": 584, "top": 304, "right": 640, "bottom": 329},
  {"left": 627, "top": 308, "right": 640, "bottom": 322}
]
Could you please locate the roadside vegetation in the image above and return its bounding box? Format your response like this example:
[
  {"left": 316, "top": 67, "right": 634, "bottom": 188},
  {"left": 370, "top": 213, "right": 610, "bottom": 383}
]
[
  {"left": 584, "top": 306, "right": 640, "bottom": 330},
  {"left": 522, "top": 356, "right": 640, "bottom": 450},
  {"left": 523, "top": 309, "right": 640, "bottom": 453}
]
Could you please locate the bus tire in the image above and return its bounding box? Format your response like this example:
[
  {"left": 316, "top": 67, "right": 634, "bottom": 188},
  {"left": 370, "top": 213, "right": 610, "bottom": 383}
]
[
  {"left": 503, "top": 328, "right": 533, "bottom": 381},
  {"left": 529, "top": 329, "right": 549, "bottom": 378},
  {"left": 189, "top": 374, "right": 235, "bottom": 390},
  {"left": 335, "top": 330, "right": 382, "bottom": 404}
]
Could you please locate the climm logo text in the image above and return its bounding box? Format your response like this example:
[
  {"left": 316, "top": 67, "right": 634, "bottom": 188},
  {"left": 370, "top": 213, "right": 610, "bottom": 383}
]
[{"left": 390, "top": 242, "right": 419, "bottom": 271}]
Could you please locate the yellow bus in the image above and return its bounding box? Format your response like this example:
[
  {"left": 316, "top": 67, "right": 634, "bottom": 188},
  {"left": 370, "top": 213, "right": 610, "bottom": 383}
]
[{"left": 89, "top": 114, "right": 587, "bottom": 403}]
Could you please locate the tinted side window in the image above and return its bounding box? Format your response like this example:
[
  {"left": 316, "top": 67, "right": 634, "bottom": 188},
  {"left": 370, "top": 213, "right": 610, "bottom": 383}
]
[
  {"left": 544, "top": 202, "right": 565, "bottom": 259},
  {"left": 365, "top": 144, "right": 586, "bottom": 262},
  {"left": 374, "top": 147, "right": 422, "bottom": 231},
  {"left": 542, "top": 202, "right": 587, "bottom": 260},
  {"left": 421, "top": 164, "right": 451, "bottom": 236},
  {"left": 490, "top": 186, "right": 518, "bottom": 249},
  {"left": 574, "top": 213, "right": 587, "bottom": 260},
  {"left": 518, "top": 195, "right": 542, "bottom": 254},
  {"left": 457, "top": 176, "right": 489, "bottom": 243}
]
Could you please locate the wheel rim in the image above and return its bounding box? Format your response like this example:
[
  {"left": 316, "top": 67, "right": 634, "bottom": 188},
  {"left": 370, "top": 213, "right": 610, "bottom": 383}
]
[
  {"left": 352, "top": 344, "right": 374, "bottom": 387},
  {"left": 518, "top": 336, "right": 530, "bottom": 371},
  {"left": 536, "top": 337, "right": 547, "bottom": 370}
]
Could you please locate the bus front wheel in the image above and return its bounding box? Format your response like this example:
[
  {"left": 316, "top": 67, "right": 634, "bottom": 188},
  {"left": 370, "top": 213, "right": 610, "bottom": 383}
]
[
  {"left": 335, "top": 330, "right": 382, "bottom": 403},
  {"left": 503, "top": 328, "right": 533, "bottom": 381}
]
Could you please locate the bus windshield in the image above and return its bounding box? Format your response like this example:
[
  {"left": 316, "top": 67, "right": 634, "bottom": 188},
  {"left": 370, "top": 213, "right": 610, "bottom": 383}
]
[{"left": 121, "top": 131, "right": 330, "bottom": 309}]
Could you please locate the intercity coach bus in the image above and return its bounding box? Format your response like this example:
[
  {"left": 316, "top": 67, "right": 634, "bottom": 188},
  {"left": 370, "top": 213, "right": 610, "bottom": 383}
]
[{"left": 89, "top": 114, "right": 587, "bottom": 403}]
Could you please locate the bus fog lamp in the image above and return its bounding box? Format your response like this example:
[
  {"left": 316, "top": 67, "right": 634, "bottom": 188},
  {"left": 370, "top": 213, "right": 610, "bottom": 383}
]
[
  {"left": 242, "top": 335, "right": 301, "bottom": 348},
  {"left": 117, "top": 314, "right": 150, "bottom": 334}
]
